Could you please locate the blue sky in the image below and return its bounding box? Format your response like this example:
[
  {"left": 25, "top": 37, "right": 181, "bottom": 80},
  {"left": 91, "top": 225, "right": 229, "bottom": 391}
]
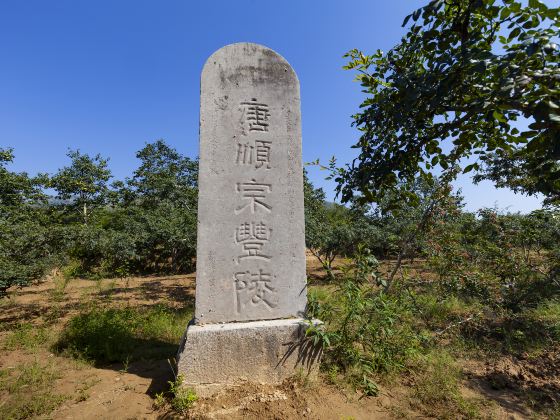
[{"left": 0, "top": 0, "right": 544, "bottom": 212}]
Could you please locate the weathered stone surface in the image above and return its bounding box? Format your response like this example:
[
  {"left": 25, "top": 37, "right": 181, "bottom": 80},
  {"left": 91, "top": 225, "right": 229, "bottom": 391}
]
[
  {"left": 195, "top": 42, "right": 307, "bottom": 324},
  {"left": 177, "top": 318, "right": 322, "bottom": 392},
  {"left": 177, "top": 43, "right": 321, "bottom": 389}
]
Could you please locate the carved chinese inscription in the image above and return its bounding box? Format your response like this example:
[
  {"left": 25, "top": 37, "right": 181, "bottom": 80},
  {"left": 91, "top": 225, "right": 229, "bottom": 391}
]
[
  {"left": 195, "top": 43, "right": 306, "bottom": 324},
  {"left": 236, "top": 140, "right": 271, "bottom": 169},
  {"left": 235, "top": 221, "right": 272, "bottom": 262},
  {"left": 240, "top": 99, "right": 270, "bottom": 134},
  {"left": 233, "top": 269, "right": 278, "bottom": 313},
  {"left": 235, "top": 179, "right": 272, "bottom": 214},
  {"left": 234, "top": 96, "right": 275, "bottom": 314}
]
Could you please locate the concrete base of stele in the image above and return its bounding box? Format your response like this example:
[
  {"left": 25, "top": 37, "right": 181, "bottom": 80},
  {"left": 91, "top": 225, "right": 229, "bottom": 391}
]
[{"left": 175, "top": 318, "right": 323, "bottom": 395}]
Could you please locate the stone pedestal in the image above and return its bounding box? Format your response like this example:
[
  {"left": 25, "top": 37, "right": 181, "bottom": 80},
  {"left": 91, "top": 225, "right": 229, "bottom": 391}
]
[
  {"left": 176, "top": 318, "right": 322, "bottom": 394},
  {"left": 177, "top": 43, "right": 321, "bottom": 391}
]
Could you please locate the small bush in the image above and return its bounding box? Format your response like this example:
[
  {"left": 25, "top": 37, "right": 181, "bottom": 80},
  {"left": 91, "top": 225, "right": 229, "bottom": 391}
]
[{"left": 308, "top": 252, "right": 423, "bottom": 394}]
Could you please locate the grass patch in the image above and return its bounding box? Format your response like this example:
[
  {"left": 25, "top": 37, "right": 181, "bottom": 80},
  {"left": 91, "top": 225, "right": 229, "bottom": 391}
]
[
  {"left": 49, "top": 270, "right": 71, "bottom": 302},
  {"left": 55, "top": 304, "right": 191, "bottom": 364},
  {"left": 3, "top": 323, "right": 52, "bottom": 351},
  {"left": 408, "top": 351, "right": 485, "bottom": 419},
  {"left": 0, "top": 360, "right": 69, "bottom": 419},
  {"left": 415, "top": 293, "right": 480, "bottom": 329},
  {"left": 458, "top": 299, "right": 560, "bottom": 356},
  {"left": 523, "top": 299, "right": 560, "bottom": 343}
]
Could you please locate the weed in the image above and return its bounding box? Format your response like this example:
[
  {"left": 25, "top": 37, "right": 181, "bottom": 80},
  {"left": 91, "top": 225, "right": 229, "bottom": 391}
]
[
  {"left": 408, "top": 351, "right": 482, "bottom": 419},
  {"left": 43, "top": 304, "right": 65, "bottom": 324},
  {"left": 50, "top": 271, "right": 71, "bottom": 302},
  {"left": 293, "top": 367, "right": 317, "bottom": 389},
  {"left": 120, "top": 355, "right": 131, "bottom": 373},
  {"left": 0, "top": 360, "right": 69, "bottom": 419},
  {"left": 96, "top": 278, "right": 117, "bottom": 297},
  {"left": 153, "top": 391, "right": 167, "bottom": 410},
  {"left": 168, "top": 375, "right": 198, "bottom": 413},
  {"left": 3, "top": 323, "right": 51, "bottom": 351}
]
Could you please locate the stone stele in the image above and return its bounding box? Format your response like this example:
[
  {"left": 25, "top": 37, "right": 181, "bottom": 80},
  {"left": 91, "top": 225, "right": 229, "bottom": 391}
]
[{"left": 176, "top": 43, "right": 321, "bottom": 392}]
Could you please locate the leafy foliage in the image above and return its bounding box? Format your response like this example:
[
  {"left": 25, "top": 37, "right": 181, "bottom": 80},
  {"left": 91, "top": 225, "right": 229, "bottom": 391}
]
[
  {"left": 0, "top": 140, "right": 198, "bottom": 293},
  {"left": 0, "top": 148, "right": 58, "bottom": 295},
  {"left": 337, "top": 0, "right": 559, "bottom": 206},
  {"left": 50, "top": 149, "right": 112, "bottom": 224},
  {"left": 308, "top": 248, "right": 423, "bottom": 394},
  {"left": 305, "top": 173, "right": 372, "bottom": 278}
]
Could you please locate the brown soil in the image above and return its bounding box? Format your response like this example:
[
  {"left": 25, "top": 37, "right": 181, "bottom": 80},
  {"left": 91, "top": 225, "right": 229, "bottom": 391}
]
[{"left": 0, "top": 257, "right": 555, "bottom": 419}]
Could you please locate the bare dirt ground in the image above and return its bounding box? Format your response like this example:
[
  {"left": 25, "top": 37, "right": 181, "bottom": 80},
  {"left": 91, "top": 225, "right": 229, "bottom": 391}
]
[{"left": 0, "top": 257, "right": 555, "bottom": 419}]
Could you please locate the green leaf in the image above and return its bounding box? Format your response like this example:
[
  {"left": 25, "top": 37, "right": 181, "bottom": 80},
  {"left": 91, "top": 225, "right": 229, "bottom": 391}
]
[
  {"left": 493, "top": 110, "right": 507, "bottom": 123},
  {"left": 509, "top": 27, "right": 521, "bottom": 40},
  {"left": 463, "top": 163, "right": 478, "bottom": 173},
  {"left": 500, "top": 7, "right": 512, "bottom": 20},
  {"left": 402, "top": 14, "right": 412, "bottom": 27}
]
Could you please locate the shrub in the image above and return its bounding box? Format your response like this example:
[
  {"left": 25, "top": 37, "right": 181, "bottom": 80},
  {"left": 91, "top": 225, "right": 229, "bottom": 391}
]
[{"left": 308, "top": 251, "right": 423, "bottom": 394}]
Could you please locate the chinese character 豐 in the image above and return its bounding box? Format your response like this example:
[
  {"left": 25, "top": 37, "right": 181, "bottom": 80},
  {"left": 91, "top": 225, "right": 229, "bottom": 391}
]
[
  {"left": 240, "top": 99, "right": 270, "bottom": 133},
  {"left": 235, "top": 179, "right": 272, "bottom": 214},
  {"left": 234, "top": 269, "right": 278, "bottom": 312},
  {"left": 235, "top": 221, "right": 271, "bottom": 262}
]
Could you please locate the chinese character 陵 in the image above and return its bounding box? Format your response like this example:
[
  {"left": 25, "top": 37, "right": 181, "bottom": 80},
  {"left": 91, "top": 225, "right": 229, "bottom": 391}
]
[
  {"left": 234, "top": 269, "right": 278, "bottom": 312},
  {"left": 235, "top": 178, "right": 272, "bottom": 214},
  {"left": 235, "top": 221, "right": 271, "bottom": 262},
  {"left": 240, "top": 99, "right": 270, "bottom": 133}
]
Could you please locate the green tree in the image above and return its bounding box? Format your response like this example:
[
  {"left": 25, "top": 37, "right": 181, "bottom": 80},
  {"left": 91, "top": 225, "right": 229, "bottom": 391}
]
[
  {"left": 337, "top": 0, "right": 559, "bottom": 206},
  {"left": 0, "top": 148, "right": 46, "bottom": 207},
  {"left": 111, "top": 140, "right": 198, "bottom": 274},
  {"left": 50, "top": 149, "right": 112, "bottom": 224},
  {"left": 364, "top": 175, "right": 464, "bottom": 290},
  {"left": 0, "top": 148, "right": 56, "bottom": 295},
  {"left": 123, "top": 139, "right": 198, "bottom": 208},
  {"left": 304, "top": 172, "right": 361, "bottom": 279}
]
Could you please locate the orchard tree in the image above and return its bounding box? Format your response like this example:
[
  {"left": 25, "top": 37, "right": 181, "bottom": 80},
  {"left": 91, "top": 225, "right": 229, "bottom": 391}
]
[
  {"left": 112, "top": 140, "right": 199, "bottom": 273},
  {"left": 50, "top": 149, "right": 112, "bottom": 224},
  {"left": 304, "top": 173, "right": 361, "bottom": 279},
  {"left": 336, "top": 0, "right": 559, "bottom": 206},
  {"left": 123, "top": 139, "right": 198, "bottom": 209},
  {"left": 0, "top": 148, "right": 46, "bottom": 208},
  {"left": 0, "top": 148, "right": 55, "bottom": 295}
]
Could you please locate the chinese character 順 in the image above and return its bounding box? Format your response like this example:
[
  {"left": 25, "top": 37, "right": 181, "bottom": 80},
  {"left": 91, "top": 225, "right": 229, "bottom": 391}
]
[{"left": 236, "top": 140, "right": 271, "bottom": 169}]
